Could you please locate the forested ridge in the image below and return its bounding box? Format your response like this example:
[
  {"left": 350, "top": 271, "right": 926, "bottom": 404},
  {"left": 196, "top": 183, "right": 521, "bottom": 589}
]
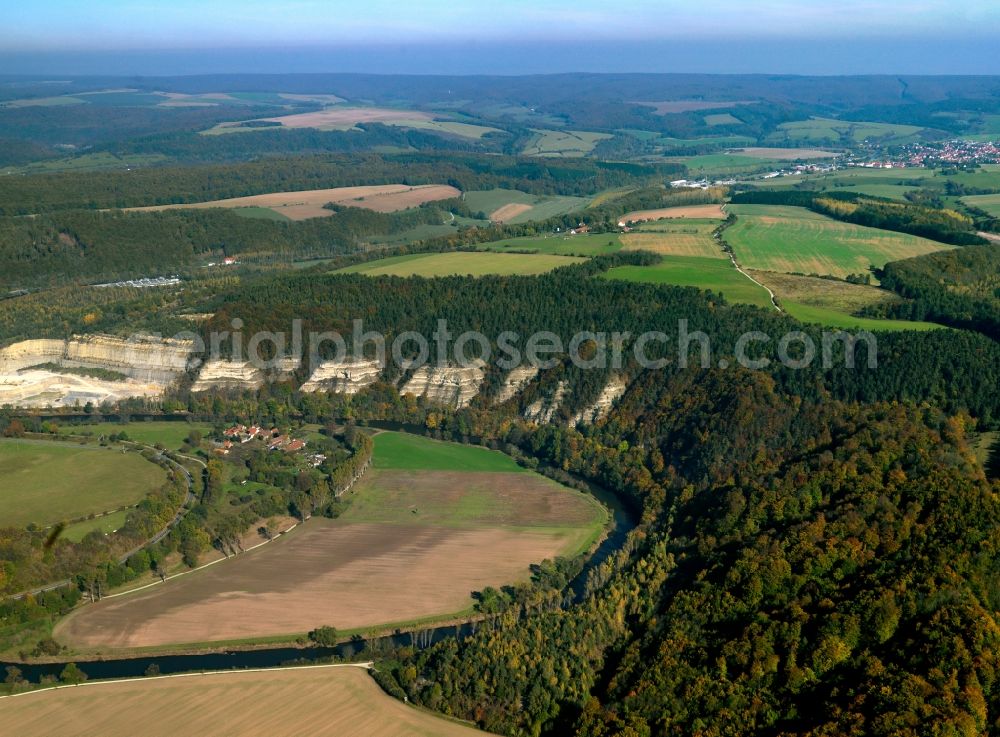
[
  {"left": 376, "top": 371, "right": 1000, "bottom": 735},
  {"left": 203, "top": 265, "right": 1000, "bottom": 424},
  {"left": 864, "top": 244, "right": 1000, "bottom": 341},
  {"left": 0, "top": 153, "right": 677, "bottom": 215}
]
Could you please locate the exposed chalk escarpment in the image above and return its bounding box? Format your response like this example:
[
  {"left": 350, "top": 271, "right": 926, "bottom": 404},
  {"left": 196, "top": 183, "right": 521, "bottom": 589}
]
[
  {"left": 61, "top": 334, "right": 194, "bottom": 383},
  {"left": 190, "top": 360, "right": 265, "bottom": 392},
  {"left": 495, "top": 365, "right": 539, "bottom": 404},
  {"left": 571, "top": 375, "right": 628, "bottom": 426},
  {"left": 524, "top": 381, "right": 566, "bottom": 424},
  {"left": 401, "top": 363, "right": 485, "bottom": 408},
  {"left": 0, "top": 334, "right": 195, "bottom": 408},
  {"left": 300, "top": 358, "right": 381, "bottom": 394}
]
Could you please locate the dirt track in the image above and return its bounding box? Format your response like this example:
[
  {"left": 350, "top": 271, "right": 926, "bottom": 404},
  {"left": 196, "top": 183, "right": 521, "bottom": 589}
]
[{"left": 0, "top": 666, "right": 491, "bottom": 737}]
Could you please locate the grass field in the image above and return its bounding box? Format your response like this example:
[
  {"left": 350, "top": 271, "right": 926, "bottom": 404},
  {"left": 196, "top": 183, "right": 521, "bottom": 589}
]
[
  {"left": 766, "top": 118, "right": 927, "bottom": 146},
  {"left": 62, "top": 510, "right": 130, "bottom": 542},
  {"left": 668, "top": 153, "right": 782, "bottom": 177},
  {"left": 605, "top": 255, "right": 774, "bottom": 308},
  {"left": 479, "top": 233, "right": 622, "bottom": 256},
  {"left": 463, "top": 189, "right": 588, "bottom": 223},
  {"left": 726, "top": 204, "right": 953, "bottom": 279},
  {"left": 336, "top": 252, "right": 583, "bottom": 277},
  {"left": 230, "top": 206, "right": 291, "bottom": 221},
  {"left": 0, "top": 440, "right": 166, "bottom": 528},
  {"left": 57, "top": 421, "right": 212, "bottom": 450},
  {"left": 371, "top": 431, "right": 526, "bottom": 472},
  {"left": 126, "top": 184, "right": 460, "bottom": 221},
  {"left": 705, "top": 112, "right": 743, "bottom": 126},
  {"left": 0, "top": 666, "right": 492, "bottom": 737},
  {"left": 55, "top": 432, "right": 606, "bottom": 650},
  {"left": 2, "top": 152, "right": 168, "bottom": 176},
  {"left": 780, "top": 302, "right": 942, "bottom": 331},
  {"left": 963, "top": 193, "right": 1000, "bottom": 217},
  {"left": 521, "top": 129, "right": 612, "bottom": 157},
  {"left": 730, "top": 147, "right": 837, "bottom": 160}
]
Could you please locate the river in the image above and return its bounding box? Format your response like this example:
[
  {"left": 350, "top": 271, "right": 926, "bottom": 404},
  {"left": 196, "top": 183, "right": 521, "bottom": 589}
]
[{"left": 3, "top": 422, "right": 638, "bottom": 684}]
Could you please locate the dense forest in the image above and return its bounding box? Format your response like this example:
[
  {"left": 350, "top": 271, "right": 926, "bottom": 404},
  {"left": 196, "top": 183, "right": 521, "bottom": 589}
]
[
  {"left": 376, "top": 370, "right": 1000, "bottom": 735},
  {"left": 863, "top": 244, "right": 1000, "bottom": 340},
  {"left": 0, "top": 153, "right": 677, "bottom": 215},
  {"left": 199, "top": 262, "right": 1000, "bottom": 425}
]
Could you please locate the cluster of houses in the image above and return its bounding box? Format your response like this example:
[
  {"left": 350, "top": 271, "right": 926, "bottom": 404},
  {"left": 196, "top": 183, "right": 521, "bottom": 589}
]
[{"left": 215, "top": 423, "right": 327, "bottom": 467}]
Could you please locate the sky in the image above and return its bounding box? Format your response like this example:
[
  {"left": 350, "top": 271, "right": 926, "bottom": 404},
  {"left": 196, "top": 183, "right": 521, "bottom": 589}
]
[{"left": 2, "top": 1, "right": 999, "bottom": 75}]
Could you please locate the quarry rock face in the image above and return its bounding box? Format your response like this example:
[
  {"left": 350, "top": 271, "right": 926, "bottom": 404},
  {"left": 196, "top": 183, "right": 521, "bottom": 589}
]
[
  {"left": 190, "top": 359, "right": 266, "bottom": 392},
  {"left": 62, "top": 334, "right": 195, "bottom": 383},
  {"left": 495, "top": 365, "right": 539, "bottom": 404},
  {"left": 401, "top": 363, "right": 485, "bottom": 408},
  {"left": 524, "top": 381, "right": 567, "bottom": 424},
  {"left": 0, "top": 334, "right": 195, "bottom": 408},
  {"left": 300, "top": 358, "right": 381, "bottom": 394},
  {"left": 0, "top": 339, "right": 66, "bottom": 373},
  {"left": 571, "top": 375, "right": 628, "bottom": 426}
]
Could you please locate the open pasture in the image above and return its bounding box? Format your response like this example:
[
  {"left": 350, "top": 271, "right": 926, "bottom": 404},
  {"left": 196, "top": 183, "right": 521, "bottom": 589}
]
[
  {"left": 726, "top": 204, "right": 953, "bottom": 279},
  {"left": 125, "top": 184, "right": 460, "bottom": 220},
  {"left": 0, "top": 440, "right": 166, "bottom": 529},
  {"left": 521, "top": 129, "right": 612, "bottom": 157},
  {"left": 963, "top": 193, "right": 1000, "bottom": 217},
  {"left": 464, "top": 189, "right": 588, "bottom": 223},
  {"left": 746, "top": 271, "right": 941, "bottom": 331},
  {"left": 57, "top": 421, "right": 212, "bottom": 450},
  {"left": 605, "top": 255, "right": 774, "bottom": 309},
  {"left": 729, "top": 147, "right": 837, "bottom": 160},
  {"left": 55, "top": 432, "right": 605, "bottom": 649},
  {"left": 337, "top": 252, "right": 583, "bottom": 277},
  {"left": 0, "top": 666, "right": 492, "bottom": 737},
  {"left": 635, "top": 100, "right": 757, "bottom": 114},
  {"left": 766, "top": 118, "right": 927, "bottom": 146},
  {"left": 667, "top": 153, "right": 786, "bottom": 176}
]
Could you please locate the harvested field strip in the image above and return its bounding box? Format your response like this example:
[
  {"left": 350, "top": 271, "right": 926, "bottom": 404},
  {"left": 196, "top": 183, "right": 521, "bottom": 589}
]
[
  {"left": 621, "top": 229, "right": 722, "bottom": 258},
  {"left": 0, "top": 666, "right": 492, "bottom": 737},
  {"left": 125, "top": 184, "right": 460, "bottom": 220},
  {"left": 622, "top": 204, "right": 727, "bottom": 222}
]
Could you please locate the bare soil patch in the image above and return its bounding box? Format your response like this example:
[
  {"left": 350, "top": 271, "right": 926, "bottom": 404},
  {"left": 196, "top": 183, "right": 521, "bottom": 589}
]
[
  {"left": 622, "top": 204, "right": 727, "bottom": 222},
  {"left": 126, "top": 184, "right": 460, "bottom": 220},
  {"left": 0, "top": 666, "right": 490, "bottom": 737},
  {"left": 263, "top": 107, "right": 434, "bottom": 129},
  {"left": 491, "top": 202, "right": 534, "bottom": 222},
  {"left": 56, "top": 520, "right": 581, "bottom": 648}
]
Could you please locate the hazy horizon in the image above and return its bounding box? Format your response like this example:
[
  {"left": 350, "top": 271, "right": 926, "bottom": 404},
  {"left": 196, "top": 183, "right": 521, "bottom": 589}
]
[
  {"left": 3, "top": 1, "right": 1000, "bottom": 76},
  {"left": 2, "top": 37, "right": 1000, "bottom": 78}
]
